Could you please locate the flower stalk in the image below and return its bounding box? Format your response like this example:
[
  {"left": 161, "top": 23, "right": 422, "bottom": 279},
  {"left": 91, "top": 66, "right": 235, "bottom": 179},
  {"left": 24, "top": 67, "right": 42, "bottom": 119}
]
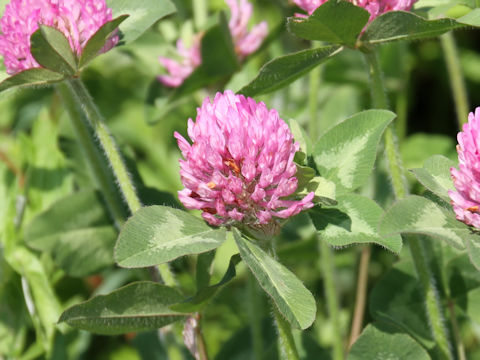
[
  {"left": 320, "top": 240, "right": 344, "bottom": 360},
  {"left": 57, "top": 81, "right": 127, "bottom": 228},
  {"left": 58, "top": 78, "right": 176, "bottom": 286},
  {"left": 364, "top": 47, "right": 453, "bottom": 359},
  {"left": 273, "top": 302, "right": 300, "bottom": 360},
  {"left": 307, "top": 55, "right": 344, "bottom": 359},
  {"left": 64, "top": 78, "right": 142, "bottom": 214},
  {"left": 440, "top": 32, "right": 469, "bottom": 130}
]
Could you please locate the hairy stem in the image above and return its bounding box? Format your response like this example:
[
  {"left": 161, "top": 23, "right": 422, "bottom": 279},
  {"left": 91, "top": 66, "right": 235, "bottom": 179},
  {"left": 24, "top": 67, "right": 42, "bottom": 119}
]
[
  {"left": 57, "top": 81, "right": 127, "bottom": 228},
  {"left": 58, "top": 78, "right": 175, "bottom": 285},
  {"left": 408, "top": 237, "right": 452, "bottom": 360},
  {"left": 195, "top": 314, "right": 209, "bottom": 360},
  {"left": 248, "top": 273, "right": 264, "bottom": 360},
  {"left": 348, "top": 246, "right": 371, "bottom": 348},
  {"left": 273, "top": 305, "right": 300, "bottom": 360},
  {"left": 65, "top": 78, "right": 142, "bottom": 214},
  {"left": 364, "top": 49, "right": 407, "bottom": 198},
  {"left": 364, "top": 48, "right": 453, "bottom": 360},
  {"left": 447, "top": 300, "right": 466, "bottom": 360},
  {"left": 440, "top": 32, "right": 469, "bottom": 129},
  {"left": 308, "top": 42, "right": 322, "bottom": 141},
  {"left": 320, "top": 240, "right": 344, "bottom": 360}
]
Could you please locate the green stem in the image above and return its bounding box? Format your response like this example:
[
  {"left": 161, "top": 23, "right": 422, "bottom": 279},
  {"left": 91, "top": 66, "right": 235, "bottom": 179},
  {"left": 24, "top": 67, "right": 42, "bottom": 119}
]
[
  {"left": 264, "top": 242, "right": 300, "bottom": 360},
  {"left": 195, "top": 314, "right": 209, "bottom": 360},
  {"left": 193, "top": 0, "right": 208, "bottom": 30},
  {"left": 364, "top": 48, "right": 453, "bottom": 360},
  {"left": 58, "top": 78, "right": 176, "bottom": 285},
  {"left": 364, "top": 49, "right": 407, "bottom": 199},
  {"left": 309, "top": 42, "right": 322, "bottom": 141},
  {"left": 447, "top": 300, "right": 466, "bottom": 360},
  {"left": 395, "top": 42, "right": 410, "bottom": 142},
  {"left": 57, "top": 81, "right": 127, "bottom": 228},
  {"left": 440, "top": 32, "right": 469, "bottom": 129},
  {"left": 65, "top": 78, "right": 142, "bottom": 214},
  {"left": 320, "top": 240, "right": 344, "bottom": 360},
  {"left": 409, "top": 237, "right": 452, "bottom": 360},
  {"left": 348, "top": 246, "right": 371, "bottom": 348},
  {"left": 273, "top": 305, "right": 300, "bottom": 360},
  {"left": 248, "top": 273, "right": 263, "bottom": 360}
]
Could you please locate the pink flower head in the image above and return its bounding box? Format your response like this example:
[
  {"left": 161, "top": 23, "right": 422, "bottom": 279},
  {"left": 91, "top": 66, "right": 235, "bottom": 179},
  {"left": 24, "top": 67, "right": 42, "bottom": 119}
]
[
  {"left": 293, "top": 0, "right": 325, "bottom": 15},
  {"left": 158, "top": 36, "right": 202, "bottom": 88},
  {"left": 0, "top": 0, "right": 117, "bottom": 75},
  {"left": 226, "top": 0, "right": 268, "bottom": 60},
  {"left": 159, "top": 0, "right": 267, "bottom": 88},
  {"left": 449, "top": 108, "right": 480, "bottom": 229},
  {"left": 175, "top": 91, "right": 314, "bottom": 229},
  {"left": 293, "top": 0, "right": 417, "bottom": 22}
]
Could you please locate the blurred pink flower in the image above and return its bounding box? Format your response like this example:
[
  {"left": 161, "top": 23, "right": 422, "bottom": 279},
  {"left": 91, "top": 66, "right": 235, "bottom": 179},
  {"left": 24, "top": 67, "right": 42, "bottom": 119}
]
[
  {"left": 158, "top": 36, "right": 202, "bottom": 88},
  {"left": 0, "top": 0, "right": 117, "bottom": 75},
  {"left": 293, "top": 0, "right": 417, "bottom": 22},
  {"left": 158, "top": 0, "right": 267, "bottom": 88},
  {"left": 293, "top": 0, "right": 324, "bottom": 15},
  {"left": 226, "top": 0, "right": 268, "bottom": 60},
  {"left": 449, "top": 108, "right": 480, "bottom": 229},
  {"left": 175, "top": 91, "right": 314, "bottom": 228}
]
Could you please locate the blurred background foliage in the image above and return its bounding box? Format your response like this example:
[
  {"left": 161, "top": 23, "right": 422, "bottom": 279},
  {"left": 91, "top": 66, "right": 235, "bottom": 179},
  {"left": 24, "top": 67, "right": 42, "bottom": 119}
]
[{"left": 2, "top": 0, "right": 480, "bottom": 359}]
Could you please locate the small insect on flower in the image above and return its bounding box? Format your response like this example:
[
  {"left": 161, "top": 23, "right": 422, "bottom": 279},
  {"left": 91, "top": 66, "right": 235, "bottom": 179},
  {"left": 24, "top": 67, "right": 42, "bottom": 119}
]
[
  {"left": 175, "top": 91, "right": 314, "bottom": 236},
  {"left": 449, "top": 107, "right": 480, "bottom": 229},
  {"left": 0, "top": 0, "right": 117, "bottom": 75}
]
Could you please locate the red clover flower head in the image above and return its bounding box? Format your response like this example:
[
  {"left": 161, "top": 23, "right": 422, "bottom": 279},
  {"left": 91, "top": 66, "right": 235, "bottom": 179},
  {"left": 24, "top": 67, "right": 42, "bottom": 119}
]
[
  {"left": 449, "top": 108, "right": 480, "bottom": 229},
  {"left": 175, "top": 91, "right": 314, "bottom": 231},
  {"left": 293, "top": 0, "right": 417, "bottom": 21},
  {"left": 0, "top": 0, "right": 117, "bottom": 75}
]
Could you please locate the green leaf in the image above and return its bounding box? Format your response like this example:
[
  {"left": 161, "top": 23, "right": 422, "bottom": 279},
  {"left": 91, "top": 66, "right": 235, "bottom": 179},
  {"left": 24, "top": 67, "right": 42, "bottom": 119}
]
[
  {"left": 0, "top": 68, "right": 64, "bottom": 93},
  {"left": 445, "top": 251, "right": 480, "bottom": 323},
  {"left": 313, "top": 110, "right": 396, "bottom": 195},
  {"left": 5, "top": 246, "right": 61, "bottom": 353},
  {"left": 310, "top": 194, "right": 403, "bottom": 253},
  {"left": 24, "top": 190, "right": 116, "bottom": 277},
  {"left": 348, "top": 323, "right": 431, "bottom": 360},
  {"left": 30, "top": 25, "right": 77, "bottom": 75},
  {"left": 201, "top": 13, "right": 239, "bottom": 77},
  {"left": 370, "top": 260, "right": 436, "bottom": 351},
  {"left": 457, "top": 8, "right": 480, "bottom": 26},
  {"left": 52, "top": 227, "right": 117, "bottom": 277},
  {"left": 106, "top": 0, "right": 176, "bottom": 44},
  {"left": 195, "top": 251, "right": 216, "bottom": 293},
  {"left": 287, "top": 0, "right": 369, "bottom": 46},
  {"left": 170, "top": 254, "right": 241, "bottom": 312},
  {"left": 238, "top": 45, "right": 342, "bottom": 97},
  {"left": 25, "top": 190, "right": 112, "bottom": 251},
  {"left": 411, "top": 155, "right": 456, "bottom": 202},
  {"left": 379, "top": 195, "right": 468, "bottom": 250},
  {"left": 59, "top": 282, "right": 186, "bottom": 335},
  {"left": 288, "top": 118, "right": 312, "bottom": 160},
  {"left": 464, "top": 234, "right": 480, "bottom": 271},
  {"left": 233, "top": 229, "right": 316, "bottom": 330},
  {"left": 79, "top": 15, "right": 129, "bottom": 68},
  {"left": 115, "top": 205, "right": 227, "bottom": 268},
  {"left": 361, "top": 11, "right": 463, "bottom": 44},
  {"left": 0, "top": 254, "right": 27, "bottom": 357},
  {"left": 295, "top": 169, "right": 337, "bottom": 206}
]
